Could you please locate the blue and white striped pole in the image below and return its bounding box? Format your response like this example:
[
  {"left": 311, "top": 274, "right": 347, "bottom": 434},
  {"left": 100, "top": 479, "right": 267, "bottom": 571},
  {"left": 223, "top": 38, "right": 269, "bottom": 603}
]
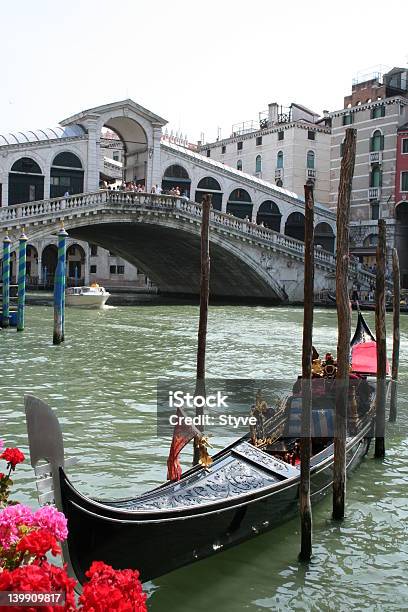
[
  {"left": 1, "top": 234, "right": 11, "bottom": 329},
  {"left": 53, "top": 227, "right": 68, "bottom": 345},
  {"left": 17, "top": 231, "right": 28, "bottom": 331}
]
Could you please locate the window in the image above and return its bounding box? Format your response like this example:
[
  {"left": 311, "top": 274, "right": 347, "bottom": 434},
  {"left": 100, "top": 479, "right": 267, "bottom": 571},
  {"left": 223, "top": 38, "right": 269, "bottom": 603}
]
[
  {"left": 90, "top": 244, "right": 98, "bottom": 256},
  {"left": 221, "top": 145, "right": 226, "bottom": 154},
  {"left": 237, "top": 141, "right": 243, "bottom": 151},
  {"left": 371, "top": 202, "right": 379, "bottom": 220},
  {"left": 278, "top": 131, "right": 284, "bottom": 141},
  {"left": 343, "top": 114, "right": 353, "bottom": 125},
  {"left": 402, "top": 138, "right": 408, "bottom": 154},
  {"left": 370, "top": 166, "right": 382, "bottom": 188},
  {"left": 113, "top": 152, "right": 120, "bottom": 161},
  {"left": 256, "top": 136, "right": 262, "bottom": 146},
  {"left": 90, "top": 265, "right": 97, "bottom": 274},
  {"left": 371, "top": 105, "right": 385, "bottom": 119},
  {"left": 117, "top": 265, "right": 125, "bottom": 274},
  {"left": 206, "top": 149, "right": 211, "bottom": 158},
  {"left": 402, "top": 171, "right": 408, "bottom": 192},
  {"left": 110, "top": 265, "right": 117, "bottom": 274},
  {"left": 370, "top": 130, "right": 384, "bottom": 152},
  {"left": 276, "top": 179, "right": 283, "bottom": 187},
  {"left": 277, "top": 151, "right": 284, "bottom": 169},
  {"left": 307, "top": 150, "right": 315, "bottom": 169},
  {"left": 237, "top": 160, "right": 242, "bottom": 171},
  {"left": 307, "top": 130, "right": 315, "bottom": 140},
  {"left": 255, "top": 155, "right": 262, "bottom": 173}
]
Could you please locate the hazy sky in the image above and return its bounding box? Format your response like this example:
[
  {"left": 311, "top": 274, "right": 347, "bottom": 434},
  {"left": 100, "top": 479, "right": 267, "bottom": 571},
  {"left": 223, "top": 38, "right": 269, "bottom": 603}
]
[{"left": 1, "top": 0, "right": 407, "bottom": 142}]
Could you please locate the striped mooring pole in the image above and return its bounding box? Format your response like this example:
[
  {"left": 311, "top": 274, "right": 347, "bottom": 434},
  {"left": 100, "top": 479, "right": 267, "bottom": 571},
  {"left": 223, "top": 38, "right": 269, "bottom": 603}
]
[
  {"left": 53, "top": 227, "right": 68, "bottom": 345},
  {"left": 1, "top": 234, "right": 11, "bottom": 329},
  {"left": 17, "top": 231, "right": 28, "bottom": 331}
]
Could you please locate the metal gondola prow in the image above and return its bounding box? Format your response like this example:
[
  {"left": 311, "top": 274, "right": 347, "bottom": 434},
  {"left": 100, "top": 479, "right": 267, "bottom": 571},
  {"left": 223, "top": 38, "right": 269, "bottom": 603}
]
[{"left": 350, "top": 302, "right": 376, "bottom": 347}]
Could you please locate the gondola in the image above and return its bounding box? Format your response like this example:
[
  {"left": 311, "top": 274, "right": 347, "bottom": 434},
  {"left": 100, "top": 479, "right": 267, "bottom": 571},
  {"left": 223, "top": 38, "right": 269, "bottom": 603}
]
[{"left": 25, "top": 311, "right": 380, "bottom": 585}]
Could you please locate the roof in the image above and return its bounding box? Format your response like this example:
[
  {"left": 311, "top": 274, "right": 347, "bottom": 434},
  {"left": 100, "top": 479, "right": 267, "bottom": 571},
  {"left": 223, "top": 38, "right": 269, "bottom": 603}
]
[
  {"left": 60, "top": 99, "right": 167, "bottom": 128},
  {"left": 0, "top": 125, "right": 86, "bottom": 147},
  {"left": 161, "top": 141, "right": 335, "bottom": 218}
]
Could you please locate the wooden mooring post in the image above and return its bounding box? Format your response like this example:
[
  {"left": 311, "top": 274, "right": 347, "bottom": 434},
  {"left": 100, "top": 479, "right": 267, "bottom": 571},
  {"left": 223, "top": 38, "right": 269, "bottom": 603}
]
[
  {"left": 389, "top": 248, "right": 400, "bottom": 422},
  {"left": 1, "top": 234, "right": 11, "bottom": 329},
  {"left": 374, "top": 219, "right": 387, "bottom": 456},
  {"left": 333, "top": 128, "right": 356, "bottom": 520},
  {"left": 53, "top": 227, "right": 68, "bottom": 345},
  {"left": 193, "top": 194, "right": 212, "bottom": 465},
  {"left": 299, "top": 184, "right": 314, "bottom": 561},
  {"left": 17, "top": 231, "right": 28, "bottom": 332}
]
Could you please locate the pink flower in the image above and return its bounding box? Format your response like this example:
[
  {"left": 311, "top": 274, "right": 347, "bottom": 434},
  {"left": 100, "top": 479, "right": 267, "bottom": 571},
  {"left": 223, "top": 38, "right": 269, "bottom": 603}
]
[
  {"left": 0, "top": 504, "right": 34, "bottom": 549},
  {"left": 33, "top": 506, "right": 68, "bottom": 542},
  {"left": 0, "top": 439, "right": 4, "bottom": 455}
]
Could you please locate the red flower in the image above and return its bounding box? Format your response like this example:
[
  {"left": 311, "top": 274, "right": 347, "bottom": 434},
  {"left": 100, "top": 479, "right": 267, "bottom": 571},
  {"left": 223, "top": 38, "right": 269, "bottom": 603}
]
[
  {"left": 0, "top": 472, "right": 5, "bottom": 479},
  {"left": 0, "top": 562, "right": 76, "bottom": 611},
  {"left": 0, "top": 448, "right": 25, "bottom": 470},
  {"left": 17, "top": 529, "right": 61, "bottom": 558},
  {"left": 80, "top": 562, "right": 147, "bottom": 612}
]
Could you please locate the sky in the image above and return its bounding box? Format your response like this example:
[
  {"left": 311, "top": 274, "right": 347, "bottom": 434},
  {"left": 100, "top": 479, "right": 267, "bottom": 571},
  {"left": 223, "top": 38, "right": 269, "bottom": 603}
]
[{"left": 1, "top": 0, "right": 407, "bottom": 143}]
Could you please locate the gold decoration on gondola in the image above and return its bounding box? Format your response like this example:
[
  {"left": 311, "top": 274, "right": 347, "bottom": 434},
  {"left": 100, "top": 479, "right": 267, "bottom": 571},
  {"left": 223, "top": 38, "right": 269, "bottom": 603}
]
[{"left": 197, "top": 436, "right": 213, "bottom": 468}]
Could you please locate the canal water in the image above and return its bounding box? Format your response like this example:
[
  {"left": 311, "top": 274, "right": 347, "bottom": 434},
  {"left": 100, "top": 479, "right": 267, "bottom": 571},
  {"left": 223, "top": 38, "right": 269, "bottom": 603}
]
[{"left": 0, "top": 305, "right": 407, "bottom": 611}]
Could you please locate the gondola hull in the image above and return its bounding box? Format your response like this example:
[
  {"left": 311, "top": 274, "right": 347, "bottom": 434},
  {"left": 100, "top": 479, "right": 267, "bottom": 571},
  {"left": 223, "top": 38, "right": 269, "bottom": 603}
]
[{"left": 60, "top": 422, "right": 372, "bottom": 584}]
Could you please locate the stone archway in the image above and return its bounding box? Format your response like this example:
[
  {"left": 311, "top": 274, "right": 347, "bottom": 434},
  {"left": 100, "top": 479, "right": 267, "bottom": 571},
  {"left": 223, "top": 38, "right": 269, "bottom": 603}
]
[
  {"left": 285, "top": 212, "right": 305, "bottom": 242},
  {"left": 256, "top": 200, "right": 282, "bottom": 231},
  {"left": 227, "top": 188, "right": 252, "bottom": 219},
  {"left": 41, "top": 244, "right": 58, "bottom": 287},
  {"left": 26, "top": 245, "right": 39, "bottom": 283},
  {"left": 162, "top": 165, "right": 191, "bottom": 196},
  {"left": 8, "top": 157, "right": 44, "bottom": 205},
  {"left": 66, "top": 243, "right": 86, "bottom": 285},
  {"left": 315, "top": 222, "right": 335, "bottom": 253},
  {"left": 195, "top": 176, "right": 223, "bottom": 210}
]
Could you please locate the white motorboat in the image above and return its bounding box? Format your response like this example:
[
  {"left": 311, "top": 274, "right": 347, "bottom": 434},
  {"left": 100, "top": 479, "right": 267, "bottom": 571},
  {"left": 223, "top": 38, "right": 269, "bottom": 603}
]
[{"left": 65, "top": 284, "right": 110, "bottom": 309}]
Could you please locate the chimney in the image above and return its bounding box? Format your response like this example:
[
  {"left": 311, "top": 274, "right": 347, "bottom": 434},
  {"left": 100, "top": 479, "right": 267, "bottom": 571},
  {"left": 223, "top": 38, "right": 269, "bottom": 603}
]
[{"left": 268, "top": 102, "right": 279, "bottom": 125}]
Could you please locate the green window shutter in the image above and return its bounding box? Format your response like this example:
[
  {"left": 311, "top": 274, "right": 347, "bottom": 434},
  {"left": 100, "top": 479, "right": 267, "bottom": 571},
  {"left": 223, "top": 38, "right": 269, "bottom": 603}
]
[{"left": 380, "top": 134, "right": 384, "bottom": 150}]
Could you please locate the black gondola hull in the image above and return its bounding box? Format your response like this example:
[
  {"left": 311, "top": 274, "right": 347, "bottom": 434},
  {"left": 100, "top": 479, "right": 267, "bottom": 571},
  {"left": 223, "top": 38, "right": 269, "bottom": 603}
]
[{"left": 61, "top": 424, "right": 371, "bottom": 584}]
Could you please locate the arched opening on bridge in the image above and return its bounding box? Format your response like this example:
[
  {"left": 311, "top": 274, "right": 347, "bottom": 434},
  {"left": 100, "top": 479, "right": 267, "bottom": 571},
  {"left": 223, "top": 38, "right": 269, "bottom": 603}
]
[
  {"left": 285, "top": 212, "right": 305, "bottom": 242},
  {"left": 162, "top": 165, "right": 191, "bottom": 196},
  {"left": 41, "top": 244, "right": 58, "bottom": 286},
  {"left": 256, "top": 200, "right": 282, "bottom": 231},
  {"left": 26, "top": 245, "right": 38, "bottom": 282},
  {"left": 227, "top": 188, "right": 252, "bottom": 219},
  {"left": 100, "top": 118, "right": 148, "bottom": 187},
  {"left": 396, "top": 201, "right": 408, "bottom": 288},
  {"left": 195, "top": 177, "right": 223, "bottom": 210},
  {"left": 50, "top": 152, "right": 84, "bottom": 198},
  {"left": 66, "top": 243, "right": 85, "bottom": 284},
  {"left": 315, "top": 222, "right": 335, "bottom": 252},
  {"left": 8, "top": 158, "right": 44, "bottom": 205}
]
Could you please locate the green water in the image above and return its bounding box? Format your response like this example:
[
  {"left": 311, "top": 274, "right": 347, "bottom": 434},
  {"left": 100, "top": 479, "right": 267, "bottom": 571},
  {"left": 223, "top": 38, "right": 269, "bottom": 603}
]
[{"left": 0, "top": 305, "right": 407, "bottom": 611}]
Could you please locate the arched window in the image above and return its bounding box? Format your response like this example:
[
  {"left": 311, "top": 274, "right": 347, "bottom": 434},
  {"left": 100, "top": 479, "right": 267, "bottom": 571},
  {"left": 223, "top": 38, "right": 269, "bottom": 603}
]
[
  {"left": 285, "top": 212, "right": 305, "bottom": 242},
  {"left": 50, "top": 151, "right": 84, "bottom": 198},
  {"left": 162, "top": 164, "right": 191, "bottom": 196},
  {"left": 370, "top": 166, "right": 382, "bottom": 188},
  {"left": 9, "top": 157, "right": 44, "bottom": 205},
  {"left": 277, "top": 151, "right": 284, "bottom": 169},
  {"left": 227, "top": 188, "right": 252, "bottom": 219},
  {"left": 276, "top": 179, "right": 283, "bottom": 187},
  {"left": 370, "top": 130, "right": 384, "bottom": 152},
  {"left": 255, "top": 155, "right": 262, "bottom": 173},
  {"left": 307, "top": 150, "right": 315, "bottom": 169},
  {"left": 314, "top": 222, "right": 335, "bottom": 253},
  {"left": 256, "top": 201, "right": 281, "bottom": 231},
  {"left": 237, "top": 160, "right": 242, "bottom": 171},
  {"left": 197, "top": 177, "right": 221, "bottom": 191},
  {"left": 195, "top": 176, "right": 223, "bottom": 210}
]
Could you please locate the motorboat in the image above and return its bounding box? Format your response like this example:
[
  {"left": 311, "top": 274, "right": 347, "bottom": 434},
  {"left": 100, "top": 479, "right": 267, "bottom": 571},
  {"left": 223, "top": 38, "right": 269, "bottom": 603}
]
[{"left": 65, "top": 284, "right": 110, "bottom": 309}]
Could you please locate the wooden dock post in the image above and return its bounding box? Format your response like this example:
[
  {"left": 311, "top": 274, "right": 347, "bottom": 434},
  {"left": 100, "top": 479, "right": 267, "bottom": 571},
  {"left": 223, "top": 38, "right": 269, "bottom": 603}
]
[
  {"left": 53, "top": 227, "right": 68, "bottom": 345},
  {"left": 193, "top": 194, "right": 211, "bottom": 465},
  {"left": 299, "top": 184, "right": 314, "bottom": 561},
  {"left": 374, "top": 219, "right": 387, "bottom": 456},
  {"left": 17, "top": 231, "right": 28, "bottom": 332},
  {"left": 333, "top": 128, "right": 356, "bottom": 521},
  {"left": 1, "top": 234, "right": 11, "bottom": 329},
  {"left": 389, "top": 248, "right": 400, "bottom": 422}
]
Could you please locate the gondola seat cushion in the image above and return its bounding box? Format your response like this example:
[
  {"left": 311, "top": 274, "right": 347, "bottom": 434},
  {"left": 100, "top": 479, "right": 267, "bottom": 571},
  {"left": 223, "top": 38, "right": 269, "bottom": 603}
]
[{"left": 285, "top": 398, "right": 335, "bottom": 438}]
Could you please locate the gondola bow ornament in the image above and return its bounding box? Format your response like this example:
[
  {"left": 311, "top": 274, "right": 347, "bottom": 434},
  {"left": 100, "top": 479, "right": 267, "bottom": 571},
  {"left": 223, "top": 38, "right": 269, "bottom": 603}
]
[{"left": 166, "top": 406, "right": 202, "bottom": 481}]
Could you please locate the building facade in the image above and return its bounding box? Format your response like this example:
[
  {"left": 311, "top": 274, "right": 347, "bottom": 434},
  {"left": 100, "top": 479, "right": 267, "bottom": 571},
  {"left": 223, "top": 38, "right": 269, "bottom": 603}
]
[
  {"left": 197, "top": 102, "right": 331, "bottom": 205},
  {"left": 328, "top": 67, "right": 408, "bottom": 279}
]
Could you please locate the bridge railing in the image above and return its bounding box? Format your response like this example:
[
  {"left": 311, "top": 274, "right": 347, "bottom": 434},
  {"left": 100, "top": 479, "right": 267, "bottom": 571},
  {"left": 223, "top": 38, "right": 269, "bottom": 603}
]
[{"left": 0, "top": 189, "right": 375, "bottom": 283}]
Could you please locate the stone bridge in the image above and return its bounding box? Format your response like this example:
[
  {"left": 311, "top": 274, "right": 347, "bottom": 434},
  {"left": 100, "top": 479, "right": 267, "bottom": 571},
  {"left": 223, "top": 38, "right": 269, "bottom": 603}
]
[{"left": 0, "top": 191, "right": 375, "bottom": 303}]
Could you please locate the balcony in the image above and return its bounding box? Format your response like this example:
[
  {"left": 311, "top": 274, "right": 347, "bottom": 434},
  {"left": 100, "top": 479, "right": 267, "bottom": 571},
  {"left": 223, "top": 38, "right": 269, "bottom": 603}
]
[
  {"left": 275, "top": 168, "right": 284, "bottom": 180},
  {"left": 369, "top": 151, "right": 382, "bottom": 164},
  {"left": 368, "top": 187, "right": 381, "bottom": 200},
  {"left": 306, "top": 168, "right": 316, "bottom": 179}
]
